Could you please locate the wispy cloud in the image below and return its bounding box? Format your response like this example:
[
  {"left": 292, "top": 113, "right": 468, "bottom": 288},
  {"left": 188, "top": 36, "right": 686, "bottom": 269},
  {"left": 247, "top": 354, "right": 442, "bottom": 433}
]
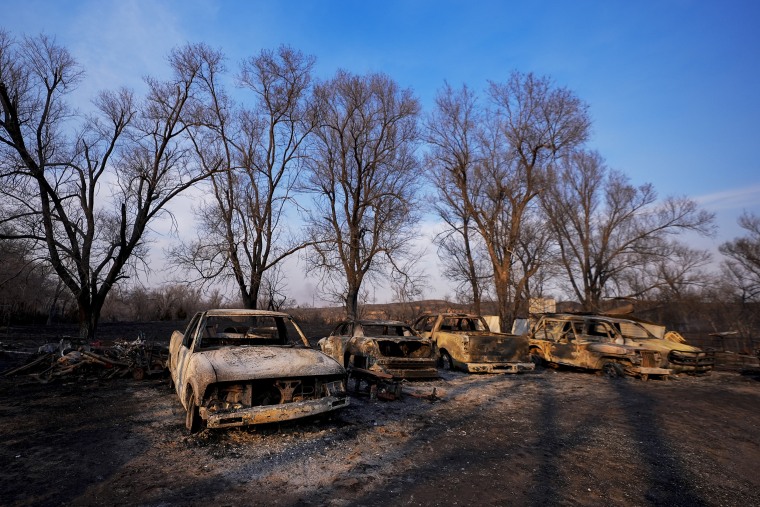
[{"left": 694, "top": 184, "right": 760, "bottom": 211}]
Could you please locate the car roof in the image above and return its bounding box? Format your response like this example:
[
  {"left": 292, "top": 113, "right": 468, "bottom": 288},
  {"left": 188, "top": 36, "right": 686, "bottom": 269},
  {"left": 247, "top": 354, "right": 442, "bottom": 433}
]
[
  {"left": 537, "top": 312, "right": 654, "bottom": 326},
  {"left": 203, "top": 309, "right": 291, "bottom": 318},
  {"left": 418, "top": 313, "right": 482, "bottom": 319},
  {"left": 348, "top": 319, "right": 411, "bottom": 326}
]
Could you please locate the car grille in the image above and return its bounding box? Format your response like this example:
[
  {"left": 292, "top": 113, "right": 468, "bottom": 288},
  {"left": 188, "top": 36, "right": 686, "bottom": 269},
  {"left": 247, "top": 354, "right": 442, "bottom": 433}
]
[{"left": 668, "top": 350, "right": 715, "bottom": 367}]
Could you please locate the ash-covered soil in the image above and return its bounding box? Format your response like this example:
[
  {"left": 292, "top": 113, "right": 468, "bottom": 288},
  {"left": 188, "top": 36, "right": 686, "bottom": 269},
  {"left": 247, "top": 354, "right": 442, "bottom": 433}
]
[{"left": 1, "top": 362, "right": 759, "bottom": 506}]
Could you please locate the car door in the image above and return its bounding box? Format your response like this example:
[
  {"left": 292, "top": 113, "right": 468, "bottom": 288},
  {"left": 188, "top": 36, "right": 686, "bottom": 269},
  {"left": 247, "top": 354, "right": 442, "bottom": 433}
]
[
  {"left": 174, "top": 313, "right": 204, "bottom": 403},
  {"left": 535, "top": 319, "right": 578, "bottom": 365},
  {"left": 550, "top": 321, "right": 581, "bottom": 365}
]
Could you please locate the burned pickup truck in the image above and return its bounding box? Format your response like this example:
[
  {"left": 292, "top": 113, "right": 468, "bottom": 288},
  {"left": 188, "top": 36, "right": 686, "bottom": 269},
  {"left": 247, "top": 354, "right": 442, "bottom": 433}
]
[
  {"left": 527, "top": 313, "right": 714, "bottom": 378},
  {"left": 318, "top": 320, "right": 438, "bottom": 379},
  {"left": 412, "top": 313, "right": 535, "bottom": 373},
  {"left": 167, "top": 309, "right": 349, "bottom": 433}
]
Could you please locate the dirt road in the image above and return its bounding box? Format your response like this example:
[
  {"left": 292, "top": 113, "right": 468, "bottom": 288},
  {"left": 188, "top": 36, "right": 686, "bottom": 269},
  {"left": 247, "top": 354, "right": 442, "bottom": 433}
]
[{"left": 2, "top": 365, "right": 759, "bottom": 506}]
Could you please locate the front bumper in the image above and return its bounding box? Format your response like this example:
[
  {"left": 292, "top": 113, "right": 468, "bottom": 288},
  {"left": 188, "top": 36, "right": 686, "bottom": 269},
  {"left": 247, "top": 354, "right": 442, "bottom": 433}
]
[
  {"left": 463, "top": 362, "right": 536, "bottom": 374},
  {"left": 374, "top": 358, "right": 439, "bottom": 379},
  {"left": 201, "top": 396, "right": 349, "bottom": 428},
  {"left": 668, "top": 350, "right": 715, "bottom": 373}
]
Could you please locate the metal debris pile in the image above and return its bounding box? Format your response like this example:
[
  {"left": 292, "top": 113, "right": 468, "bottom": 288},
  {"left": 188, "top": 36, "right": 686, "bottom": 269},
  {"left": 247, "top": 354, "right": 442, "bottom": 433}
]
[{"left": 2, "top": 336, "right": 168, "bottom": 383}]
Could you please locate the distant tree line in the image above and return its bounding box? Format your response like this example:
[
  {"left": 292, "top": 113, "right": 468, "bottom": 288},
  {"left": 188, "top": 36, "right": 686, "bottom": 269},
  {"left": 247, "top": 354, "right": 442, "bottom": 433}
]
[{"left": 1, "top": 31, "right": 758, "bottom": 343}]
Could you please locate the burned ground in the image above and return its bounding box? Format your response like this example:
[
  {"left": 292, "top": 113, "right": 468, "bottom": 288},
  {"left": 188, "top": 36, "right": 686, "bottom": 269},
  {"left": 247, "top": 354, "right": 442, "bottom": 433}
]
[{"left": 1, "top": 324, "right": 760, "bottom": 506}]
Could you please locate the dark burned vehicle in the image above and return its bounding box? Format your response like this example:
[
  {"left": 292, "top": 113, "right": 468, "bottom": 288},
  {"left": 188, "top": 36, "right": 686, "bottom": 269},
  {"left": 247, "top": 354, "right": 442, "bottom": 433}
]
[
  {"left": 168, "top": 309, "right": 349, "bottom": 433},
  {"left": 528, "top": 313, "right": 714, "bottom": 379},
  {"left": 318, "top": 320, "right": 438, "bottom": 379},
  {"left": 412, "top": 313, "right": 535, "bottom": 374}
]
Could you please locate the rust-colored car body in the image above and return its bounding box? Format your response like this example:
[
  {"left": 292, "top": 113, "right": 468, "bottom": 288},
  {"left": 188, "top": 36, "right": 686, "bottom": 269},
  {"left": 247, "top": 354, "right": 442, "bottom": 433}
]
[
  {"left": 527, "top": 313, "right": 713, "bottom": 378},
  {"left": 412, "top": 313, "right": 535, "bottom": 373},
  {"left": 318, "top": 320, "right": 438, "bottom": 379},
  {"left": 168, "top": 309, "right": 349, "bottom": 433}
]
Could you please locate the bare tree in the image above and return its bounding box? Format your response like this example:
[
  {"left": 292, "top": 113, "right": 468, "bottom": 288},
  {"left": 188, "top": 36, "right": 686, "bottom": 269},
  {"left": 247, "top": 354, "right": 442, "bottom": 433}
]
[
  {"left": 720, "top": 212, "right": 760, "bottom": 303},
  {"left": 425, "top": 75, "right": 588, "bottom": 327},
  {"left": 434, "top": 223, "right": 493, "bottom": 310},
  {"left": 474, "top": 72, "right": 590, "bottom": 329},
  {"left": 510, "top": 209, "right": 562, "bottom": 313},
  {"left": 623, "top": 242, "right": 713, "bottom": 302},
  {"left": 0, "top": 33, "right": 215, "bottom": 339},
  {"left": 304, "top": 70, "right": 421, "bottom": 319},
  {"left": 425, "top": 83, "right": 487, "bottom": 313},
  {"left": 541, "top": 149, "right": 715, "bottom": 311},
  {"left": 0, "top": 231, "right": 63, "bottom": 321},
  {"left": 171, "top": 45, "right": 317, "bottom": 309}
]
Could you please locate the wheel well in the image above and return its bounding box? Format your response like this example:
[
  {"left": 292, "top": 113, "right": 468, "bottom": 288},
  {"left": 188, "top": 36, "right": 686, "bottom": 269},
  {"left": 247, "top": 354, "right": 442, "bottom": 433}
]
[{"left": 184, "top": 384, "right": 196, "bottom": 407}]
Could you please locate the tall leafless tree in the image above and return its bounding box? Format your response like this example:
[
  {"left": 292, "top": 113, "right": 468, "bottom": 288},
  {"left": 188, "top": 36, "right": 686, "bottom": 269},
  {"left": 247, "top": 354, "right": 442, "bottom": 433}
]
[
  {"left": 304, "top": 70, "right": 421, "bottom": 319},
  {"left": 171, "top": 45, "right": 317, "bottom": 309},
  {"left": 472, "top": 72, "right": 590, "bottom": 329},
  {"left": 425, "top": 83, "right": 487, "bottom": 313},
  {"left": 425, "top": 75, "right": 588, "bottom": 327},
  {"left": 541, "top": 149, "right": 715, "bottom": 311},
  {"left": 0, "top": 33, "right": 215, "bottom": 339}
]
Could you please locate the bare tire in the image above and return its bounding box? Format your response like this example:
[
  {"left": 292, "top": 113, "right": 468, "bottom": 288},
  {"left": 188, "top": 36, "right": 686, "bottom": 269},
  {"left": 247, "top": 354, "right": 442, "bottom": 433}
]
[
  {"left": 167, "top": 359, "right": 175, "bottom": 390},
  {"left": 601, "top": 362, "right": 624, "bottom": 378},
  {"left": 185, "top": 390, "right": 203, "bottom": 434},
  {"left": 530, "top": 349, "right": 545, "bottom": 367},
  {"left": 439, "top": 351, "right": 454, "bottom": 371}
]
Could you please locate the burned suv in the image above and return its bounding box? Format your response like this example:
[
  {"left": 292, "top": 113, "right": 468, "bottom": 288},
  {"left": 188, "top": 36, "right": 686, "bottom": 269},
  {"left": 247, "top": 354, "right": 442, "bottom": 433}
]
[
  {"left": 528, "top": 313, "right": 713, "bottom": 378},
  {"left": 318, "top": 320, "right": 438, "bottom": 379},
  {"left": 413, "top": 313, "right": 534, "bottom": 374}
]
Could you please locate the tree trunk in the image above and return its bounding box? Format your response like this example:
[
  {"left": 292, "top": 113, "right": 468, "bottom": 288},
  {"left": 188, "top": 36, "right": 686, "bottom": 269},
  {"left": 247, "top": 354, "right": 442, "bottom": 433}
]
[
  {"left": 345, "top": 286, "right": 360, "bottom": 321},
  {"left": 462, "top": 221, "right": 481, "bottom": 315},
  {"left": 77, "top": 299, "right": 99, "bottom": 341},
  {"left": 494, "top": 269, "right": 513, "bottom": 333}
]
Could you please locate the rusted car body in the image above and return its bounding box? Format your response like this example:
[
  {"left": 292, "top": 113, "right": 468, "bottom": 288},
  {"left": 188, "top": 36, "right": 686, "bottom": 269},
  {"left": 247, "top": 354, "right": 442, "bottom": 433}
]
[
  {"left": 412, "top": 313, "right": 535, "bottom": 373},
  {"left": 318, "top": 320, "right": 438, "bottom": 379},
  {"left": 168, "top": 309, "right": 349, "bottom": 433},
  {"left": 528, "top": 313, "right": 714, "bottom": 378}
]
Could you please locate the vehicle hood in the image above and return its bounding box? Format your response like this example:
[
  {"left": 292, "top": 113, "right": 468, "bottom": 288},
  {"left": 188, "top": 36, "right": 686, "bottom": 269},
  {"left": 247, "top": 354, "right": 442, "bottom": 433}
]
[
  {"left": 196, "top": 346, "right": 345, "bottom": 383},
  {"left": 623, "top": 339, "right": 704, "bottom": 354}
]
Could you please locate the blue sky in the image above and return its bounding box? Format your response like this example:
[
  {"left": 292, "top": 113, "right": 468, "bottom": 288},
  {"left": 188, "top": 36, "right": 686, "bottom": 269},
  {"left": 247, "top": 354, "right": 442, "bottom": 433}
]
[{"left": 4, "top": 0, "right": 760, "bottom": 303}]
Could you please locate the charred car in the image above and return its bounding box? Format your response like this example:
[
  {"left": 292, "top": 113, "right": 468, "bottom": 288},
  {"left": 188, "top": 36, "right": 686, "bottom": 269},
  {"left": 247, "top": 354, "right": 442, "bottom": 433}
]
[
  {"left": 168, "top": 309, "right": 349, "bottom": 433},
  {"left": 527, "top": 313, "right": 714, "bottom": 378},
  {"left": 318, "top": 320, "right": 438, "bottom": 379},
  {"left": 412, "top": 313, "right": 535, "bottom": 373}
]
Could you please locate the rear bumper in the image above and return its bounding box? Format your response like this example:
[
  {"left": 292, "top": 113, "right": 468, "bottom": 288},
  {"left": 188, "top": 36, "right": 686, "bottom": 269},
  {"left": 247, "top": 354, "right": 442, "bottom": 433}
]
[
  {"left": 201, "top": 396, "right": 349, "bottom": 428},
  {"left": 383, "top": 367, "right": 440, "bottom": 379},
  {"left": 630, "top": 366, "right": 672, "bottom": 376},
  {"left": 463, "top": 362, "right": 536, "bottom": 374}
]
